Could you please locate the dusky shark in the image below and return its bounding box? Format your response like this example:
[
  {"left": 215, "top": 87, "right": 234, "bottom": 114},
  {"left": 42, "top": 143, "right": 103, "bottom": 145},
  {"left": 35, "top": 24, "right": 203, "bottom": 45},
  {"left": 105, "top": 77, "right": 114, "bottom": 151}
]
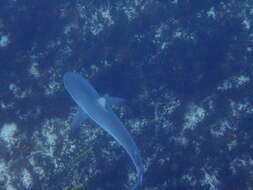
[{"left": 63, "top": 72, "right": 143, "bottom": 190}]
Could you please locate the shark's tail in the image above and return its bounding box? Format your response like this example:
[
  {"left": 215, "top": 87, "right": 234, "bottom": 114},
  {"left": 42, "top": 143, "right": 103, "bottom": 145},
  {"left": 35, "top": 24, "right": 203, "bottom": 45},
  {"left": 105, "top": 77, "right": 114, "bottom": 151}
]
[{"left": 130, "top": 171, "right": 143, "bottom": 190}]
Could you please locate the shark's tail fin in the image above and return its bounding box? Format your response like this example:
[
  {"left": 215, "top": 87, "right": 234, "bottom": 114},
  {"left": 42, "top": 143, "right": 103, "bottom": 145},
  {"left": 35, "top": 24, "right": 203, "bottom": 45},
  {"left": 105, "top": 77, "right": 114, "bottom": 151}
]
[{"left": 130, "top": 171, "right": 143, "bottom": 190}]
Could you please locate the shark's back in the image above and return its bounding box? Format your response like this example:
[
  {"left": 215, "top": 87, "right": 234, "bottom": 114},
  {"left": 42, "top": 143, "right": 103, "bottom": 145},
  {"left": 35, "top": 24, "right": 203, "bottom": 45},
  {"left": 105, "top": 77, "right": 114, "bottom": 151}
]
[{"left": 64, "top": 72, "right": 99, "bottom": 100}]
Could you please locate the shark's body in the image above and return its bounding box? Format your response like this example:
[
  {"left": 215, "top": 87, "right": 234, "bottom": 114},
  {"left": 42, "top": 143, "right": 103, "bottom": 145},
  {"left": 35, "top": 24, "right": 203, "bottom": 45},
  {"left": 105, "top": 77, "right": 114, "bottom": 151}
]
[{"left": 63, "top": 72, "right": 143, "bottom": 190}]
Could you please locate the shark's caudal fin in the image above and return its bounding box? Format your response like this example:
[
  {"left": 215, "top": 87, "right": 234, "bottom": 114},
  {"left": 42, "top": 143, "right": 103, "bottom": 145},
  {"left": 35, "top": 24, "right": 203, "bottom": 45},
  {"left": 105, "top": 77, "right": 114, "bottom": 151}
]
[{"left": 130, "top": 171, "right": 143, "bottom": 190}]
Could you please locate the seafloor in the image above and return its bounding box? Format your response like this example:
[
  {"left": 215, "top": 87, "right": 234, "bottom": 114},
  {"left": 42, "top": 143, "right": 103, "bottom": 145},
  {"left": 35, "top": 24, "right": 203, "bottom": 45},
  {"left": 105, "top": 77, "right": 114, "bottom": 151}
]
[{"left": 0, "top": 0, "right": 253, "bottom": 190}]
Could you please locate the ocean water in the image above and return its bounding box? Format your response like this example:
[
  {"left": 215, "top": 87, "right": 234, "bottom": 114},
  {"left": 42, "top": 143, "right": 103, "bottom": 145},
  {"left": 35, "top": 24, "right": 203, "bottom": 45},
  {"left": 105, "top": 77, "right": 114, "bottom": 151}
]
[{"left": 0, "top": 1, "right": 253, "bottom": 190}]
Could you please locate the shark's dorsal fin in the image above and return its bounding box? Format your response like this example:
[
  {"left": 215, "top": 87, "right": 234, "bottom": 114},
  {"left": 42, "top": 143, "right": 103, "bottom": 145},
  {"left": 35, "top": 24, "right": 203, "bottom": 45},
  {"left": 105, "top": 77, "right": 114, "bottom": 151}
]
[
  {"left": 104, "top": 94, "right": 125, "bottom": 106},
  {"left": 97, "top": 97, "right": 106, "bottom": 108},
  {"left": 98, "top": 95, "right": 125, "bottom": 110}
]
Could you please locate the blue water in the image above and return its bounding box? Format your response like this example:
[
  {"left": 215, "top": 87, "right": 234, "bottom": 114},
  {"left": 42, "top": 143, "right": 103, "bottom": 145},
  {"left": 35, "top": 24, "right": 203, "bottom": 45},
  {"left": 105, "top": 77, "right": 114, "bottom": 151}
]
[{"left": 0, "top": 1, "right": 253, "bottom": 190}]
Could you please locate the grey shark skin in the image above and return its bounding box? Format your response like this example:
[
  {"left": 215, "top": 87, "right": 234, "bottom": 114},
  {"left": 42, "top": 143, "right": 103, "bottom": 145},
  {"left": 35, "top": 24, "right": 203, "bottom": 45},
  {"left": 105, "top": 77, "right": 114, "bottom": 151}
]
[{"left": 63, "top": 72, "right": 143, "bottom": 190}]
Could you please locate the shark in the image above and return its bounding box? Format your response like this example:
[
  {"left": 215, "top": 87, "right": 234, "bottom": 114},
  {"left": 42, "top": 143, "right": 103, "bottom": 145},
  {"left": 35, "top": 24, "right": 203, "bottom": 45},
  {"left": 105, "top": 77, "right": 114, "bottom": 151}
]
[{"left": 63, "top": 72, "right": 143, "bottom": 190}]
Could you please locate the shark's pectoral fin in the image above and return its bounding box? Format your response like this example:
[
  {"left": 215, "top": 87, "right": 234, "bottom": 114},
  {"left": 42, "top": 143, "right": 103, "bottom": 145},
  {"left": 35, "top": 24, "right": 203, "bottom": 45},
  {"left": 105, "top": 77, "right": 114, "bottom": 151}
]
[
  {"left": 71, "top": 107, "right": 88, "bottom": 129},
  {"left": 69, "top": 107, "right": 88, "bottom": 139}
]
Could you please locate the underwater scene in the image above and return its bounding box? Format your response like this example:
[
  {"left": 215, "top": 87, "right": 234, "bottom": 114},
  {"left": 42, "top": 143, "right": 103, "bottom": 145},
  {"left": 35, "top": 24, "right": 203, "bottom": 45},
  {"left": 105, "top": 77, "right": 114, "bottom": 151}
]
[{"left": 0, "top": 0, "right": 253, "bottom": 190}]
